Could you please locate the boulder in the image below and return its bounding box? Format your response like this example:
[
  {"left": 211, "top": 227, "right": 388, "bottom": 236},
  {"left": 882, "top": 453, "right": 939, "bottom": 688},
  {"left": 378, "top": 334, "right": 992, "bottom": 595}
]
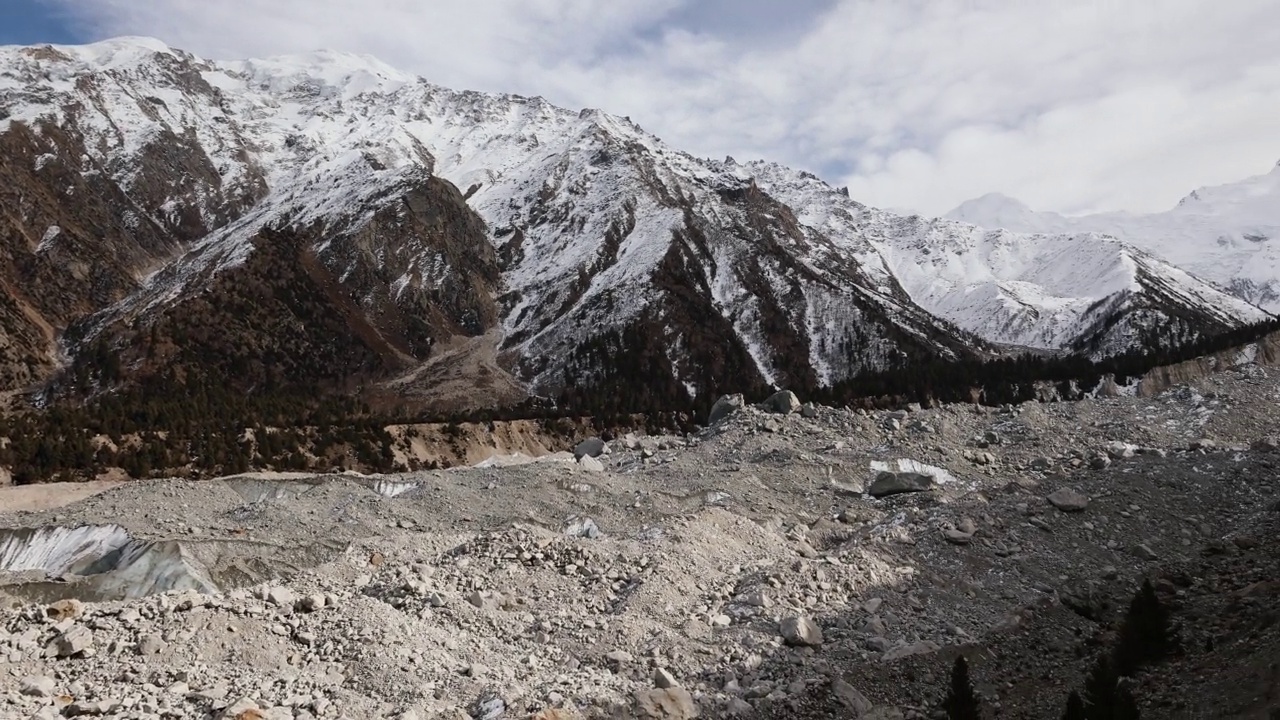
[
  {"left": 800, "top": 403, "right": 819, "bottom": 419},
  {"left": 708, "top": 394, "right": 745, "bottom": 425},
  {"left": 760, "top": 390, "right": 801, "bottom": 414},
  {"left": 830, "top": 679, "right": 873, "bottom": 715},
  {"left": 573, "top": 437, "right": 607, "bottom": 459},
  {"left": 633, "top": 688, "right": 700, "bottom": 719},
  {"left": 780, "top": 616, "right": 824, "bottom": 646},
  {"left": 867, "top": 471, "right": 934, "bottom": 498},
  {"left": 654, "top": 667, "right": 679, "bottom": 689},
  {"left": 578, "top": 455, "right": 605, "bottom": 473},
  {"left": 1046, "top": 488, "right": 1090, "bottom": 513},
  {"left": 51, "top": 625, "right": 93, "bottom": 658}
]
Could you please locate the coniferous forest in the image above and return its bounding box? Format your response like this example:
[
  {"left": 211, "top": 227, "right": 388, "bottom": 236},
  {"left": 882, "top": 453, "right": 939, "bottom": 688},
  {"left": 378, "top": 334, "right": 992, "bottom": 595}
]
[{"left": 1, "top": 317, "right": 1276, "bottom": 484}]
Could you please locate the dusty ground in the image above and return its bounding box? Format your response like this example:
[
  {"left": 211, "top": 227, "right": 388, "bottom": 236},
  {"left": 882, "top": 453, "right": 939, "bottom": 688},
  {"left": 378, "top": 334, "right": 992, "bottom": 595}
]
[
  {"left": 0, "top": 355, "right": 1278, "bottom": 719},
  {"left": 0, "top": 480, "right": 124, "bottom": 514}
]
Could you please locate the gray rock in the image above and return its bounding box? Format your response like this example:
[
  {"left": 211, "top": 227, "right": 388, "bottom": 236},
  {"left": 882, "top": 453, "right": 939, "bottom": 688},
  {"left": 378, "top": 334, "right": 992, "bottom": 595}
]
[
  {"left": 470, "top": 692, "right": 505, "bottom": 720},
  {"left": 1106, "top": 441, "right": 1137, "bottom": 459},
  {"left": 760, "top": 390, "right": 801, "bottom": 414},
  {"left": 831, "top": 679, "right": 873, "bottom": 715},
  {"left": 267, "top": 587, "right": 297, "bottom": 608},
  {"left": 20, "top": 676, "right": 55, "bottom": 697},
  {"left": 654, "top": 667, "right": 679, "bottom": 689},
  {"left": 864, "top": 709, "right": 906, "bottom": 720},
  {"left": 867, "top": 471, "right": 934, "bottom": 498},
  {"left": 564, "top": 516, "right": 601, "bottom": 539},
  {"left": 1030, "top": 457, "right": 1054, "bottom": 471},
  {"left": 578, "top": 455, "right": 605, "bottom": 473},
  {"left": 1133, "top": 544, "right": 1159, "bottom": 561},
  {"left": 943, "top": 529, "right": 973, "bottom": 545},
  {"left": 1090, "top": 455, "right": 1112, "bottom": 470},
  {"left": 708, "top": 394, "right": 745, "bottom": 425},
  {"left": 800, "top": 403, "right": 819, "bottom": 419},
  {"left": 52, "top": 625, "right": 93, "bottom": 658},
  {"left": 298, "top": 594, "right": 327, "bottom": 612},
  {"left": 881, "top": 640, "right": 939, "bottom": 662},
  {"left": 137, "top": 634, "right": 166, "bottom": 656},
  {"left": 1047, "top": 488, "right": 1090, "bottom": 513},
  {"left": 780, "top": 616, "right": 824, "bottom": 647},
  {"left": 1190, "top": 438, "right": 1218, "bottom": 451},
  {"left": 634, "top": 688, "right": 699, "bottom": 719},
  {"left": 1251, "top": 437, "right": 1279, "bottom": 453},
  {"left": 725, "top": 697, "right": 755, "bottom": 716},
  {"left": 573, "top": 437, "right": 607, "bottom": 459},
  {"left": 606, "top": 650, "right": 633, "bottom": 664}
]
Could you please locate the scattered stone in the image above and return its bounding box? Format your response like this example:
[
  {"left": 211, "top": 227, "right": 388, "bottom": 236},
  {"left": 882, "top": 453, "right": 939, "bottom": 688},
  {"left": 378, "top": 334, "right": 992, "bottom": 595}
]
[
  {"left": 943, "top": 528, "right": 973, "bottom": 545},
  {"left": 780, "top": 616, "right": 824, "bottom": 647},
  {"left": 1190, "top": 438, "right": 1218, "bottom": 451},
  {"left": 1047, "top": 487, "right": 1090, "bottom": 513},
  {"left": 1090, "top": 455, "right": 1112, "bottom": 470},
  {"left": 800, "top": 403, "right": 819, "bottom": 419},
  {"left": 1133, "top": 544, "right": 1159, "bottom": 561},
  {"left": 578, "top": 455, "right": 605, "bottom": 473},
  {"left": 606, "top": 650, "right": 634, "bottom": 665}
]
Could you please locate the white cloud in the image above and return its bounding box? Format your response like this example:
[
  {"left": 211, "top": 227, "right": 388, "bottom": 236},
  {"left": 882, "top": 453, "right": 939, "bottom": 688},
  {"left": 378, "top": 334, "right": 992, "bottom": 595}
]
[{"left": 45, "top": 0, "right": 1280, "bottom": 215}]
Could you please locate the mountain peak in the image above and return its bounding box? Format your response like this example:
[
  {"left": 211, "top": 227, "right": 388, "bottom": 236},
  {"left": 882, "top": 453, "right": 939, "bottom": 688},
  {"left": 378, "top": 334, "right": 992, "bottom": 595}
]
[{"left": 945, "top": 192, "right": 1036, "bottom": 227}]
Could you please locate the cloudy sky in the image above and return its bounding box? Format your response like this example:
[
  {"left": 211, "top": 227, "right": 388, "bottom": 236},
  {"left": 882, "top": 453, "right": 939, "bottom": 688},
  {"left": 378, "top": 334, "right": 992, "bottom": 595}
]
[{"left": 5, "top": 0, "right": 1279, "bottom": 216}]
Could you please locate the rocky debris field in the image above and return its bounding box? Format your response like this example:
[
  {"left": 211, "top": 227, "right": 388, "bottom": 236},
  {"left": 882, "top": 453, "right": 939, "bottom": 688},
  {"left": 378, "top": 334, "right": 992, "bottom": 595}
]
[{"left": 2, "top": 365, "right": 1280, "bottom": 719}]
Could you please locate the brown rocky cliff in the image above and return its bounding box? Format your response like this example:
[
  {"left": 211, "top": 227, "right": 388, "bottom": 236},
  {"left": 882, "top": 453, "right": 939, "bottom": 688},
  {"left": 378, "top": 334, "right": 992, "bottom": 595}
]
[{"left": 1137, "top": 329, "right": 1280, "bottom": 397}]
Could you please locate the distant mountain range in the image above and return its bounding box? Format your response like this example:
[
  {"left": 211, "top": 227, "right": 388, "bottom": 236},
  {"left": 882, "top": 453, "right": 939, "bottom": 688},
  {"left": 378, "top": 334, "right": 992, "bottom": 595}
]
[
  {"left": 948, "top": 162, "right": 1280, "bottom": 311},
  {"left": 0, "top": 37, "right": 1271, "bottom": 411}
]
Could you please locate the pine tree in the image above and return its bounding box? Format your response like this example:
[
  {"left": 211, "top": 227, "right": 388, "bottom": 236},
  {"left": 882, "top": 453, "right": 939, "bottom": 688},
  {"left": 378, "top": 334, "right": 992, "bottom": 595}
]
[
  {"left": 1063, "top": 691, "right": 1086, "bottom": 720},
  {"left": 943, "top": 655, "right": 981, "bottom": 720},
  {"left": 1114, "top": 579, "right": 1175, "bottom": 676},
  {"left": 1084, "top": 654, "right": 1119, "bottom": 720},
  {"left": 1115, "top": 685, "right": 1141, "bottom": 720}
]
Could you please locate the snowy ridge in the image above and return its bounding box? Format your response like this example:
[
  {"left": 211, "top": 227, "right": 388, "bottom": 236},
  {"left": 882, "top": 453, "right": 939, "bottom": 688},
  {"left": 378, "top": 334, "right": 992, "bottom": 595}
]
[
  {"left": 948, "top": 165, "right": 1280, "bottom": 312},
  {"left": 0, "top": 37, "right": 1271, "bottom": 398},
  {"left": 750, "top": 162, "right": 1270, "bottom": 352}
]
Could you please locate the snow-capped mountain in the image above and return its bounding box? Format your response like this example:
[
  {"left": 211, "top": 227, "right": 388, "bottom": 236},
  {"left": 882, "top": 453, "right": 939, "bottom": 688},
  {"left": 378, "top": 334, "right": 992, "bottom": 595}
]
[
  {"left": 948, "top": 165, "right": 1280, "bottom": 312},
  {"left": 0, "top": 38, "right": 1268, "bottom": 406}
]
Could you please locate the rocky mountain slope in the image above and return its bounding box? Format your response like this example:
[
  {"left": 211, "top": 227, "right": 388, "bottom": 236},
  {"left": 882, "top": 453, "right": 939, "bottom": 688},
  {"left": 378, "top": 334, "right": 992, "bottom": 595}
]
[
  {"left": 0, "top": 38, "right": 1269, "bottom": 407},
  {"left": 2, "top": 339, "right": 1279, "bottom": 718},
  {"left": 948, "top": 163, "right": 1280, "bottom": 312}
]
